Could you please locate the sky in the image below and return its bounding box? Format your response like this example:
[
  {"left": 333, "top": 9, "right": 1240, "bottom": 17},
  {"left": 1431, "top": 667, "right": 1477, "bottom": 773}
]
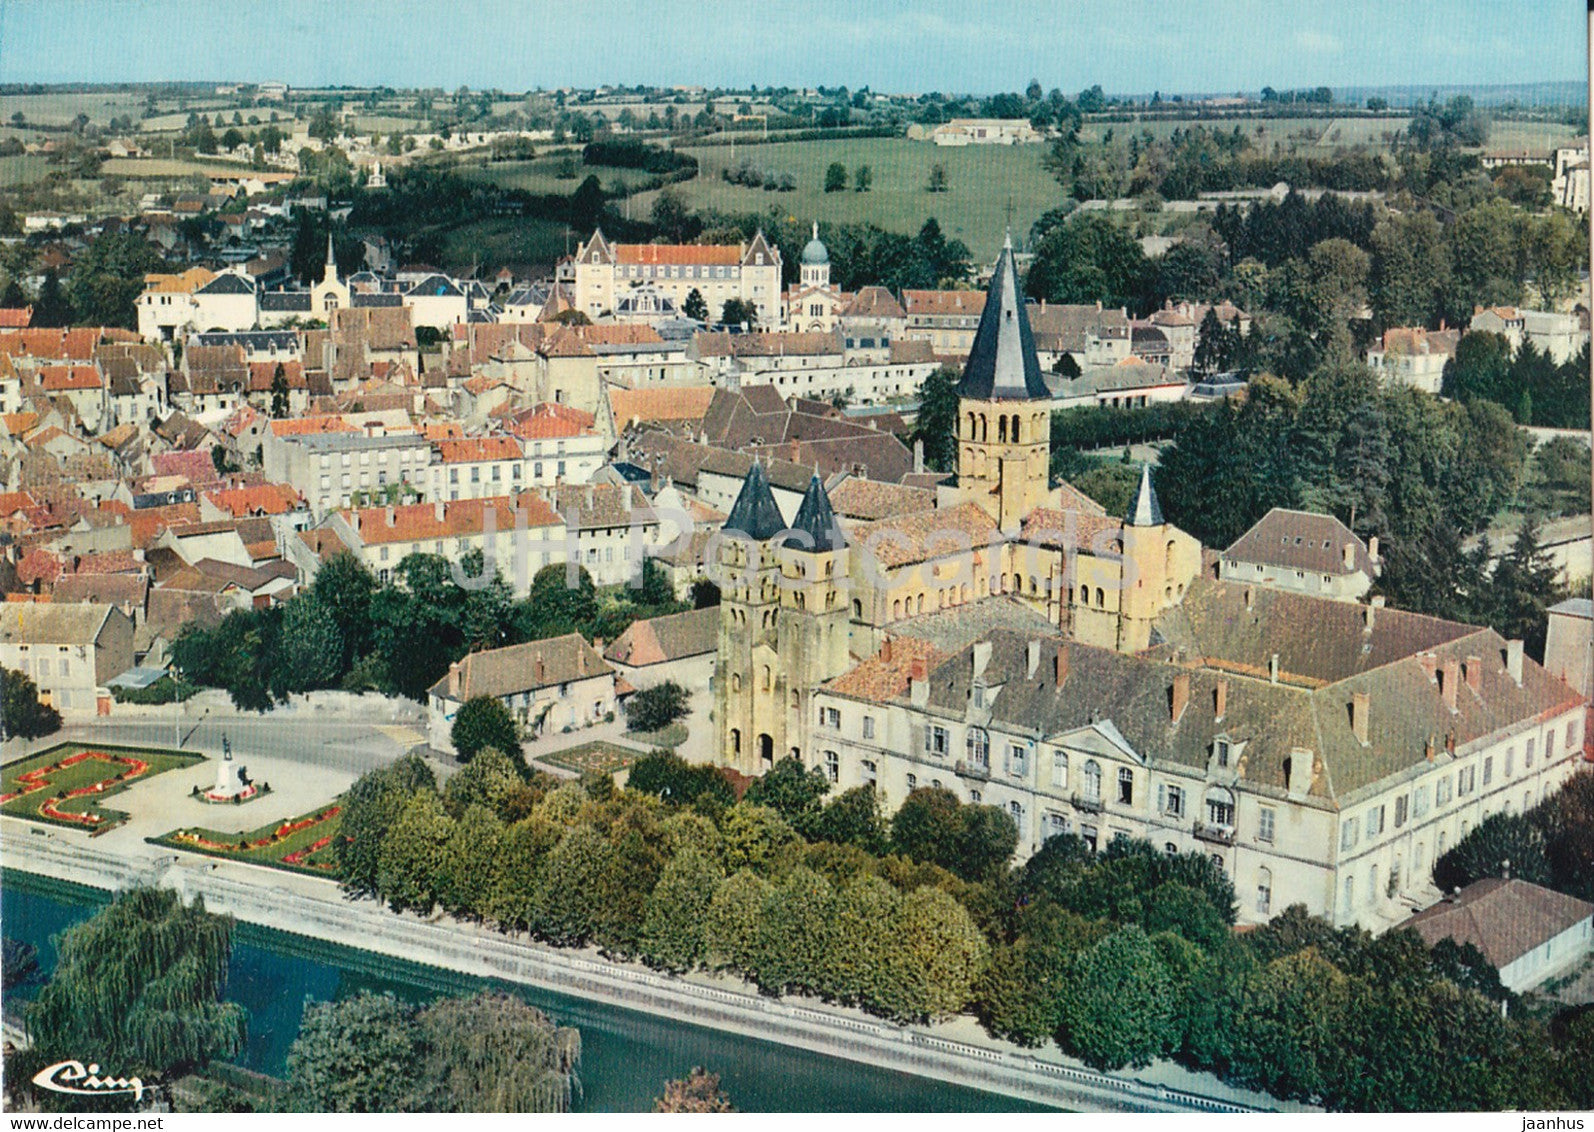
[{"left": 0, "top": 0, "right": 1585, "bottom": 96}]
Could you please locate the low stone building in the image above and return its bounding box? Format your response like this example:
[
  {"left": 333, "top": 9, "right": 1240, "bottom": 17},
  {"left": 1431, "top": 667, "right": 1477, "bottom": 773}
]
[
  {"left": 0, "top": 601, "right": 134, "bottom": 716},
  {"left": 1219, "top": 508, "right": 1380, "bottom": 603},
  {"left": 603, "top": 605, "right": 718, "bottom": 691},
  {"left": 1402, "top": 877, "right": 1594, "bottom": 992},
  {"left": 427, "top": 633, "right": 618, "bottom": 753}
]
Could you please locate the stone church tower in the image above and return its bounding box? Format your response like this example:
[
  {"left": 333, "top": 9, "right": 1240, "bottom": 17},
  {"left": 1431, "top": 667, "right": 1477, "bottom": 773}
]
[{"left": 955, "top": 233, "right": 1053, "bottom": 534}]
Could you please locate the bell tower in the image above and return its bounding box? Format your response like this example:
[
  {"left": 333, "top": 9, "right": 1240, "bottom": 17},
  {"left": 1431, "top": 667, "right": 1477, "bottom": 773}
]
[
  {"left": 956, "top": 232, "right": 1053, "bottom": 534},
  {"left": 714, "top": 461, "right": 787, "bottom": 775},
  {"left": 775, "top": 473, "right": 851, "bottom": 767}
]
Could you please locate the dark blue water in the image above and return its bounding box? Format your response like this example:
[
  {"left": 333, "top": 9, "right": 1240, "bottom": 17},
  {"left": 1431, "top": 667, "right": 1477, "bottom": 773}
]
[{"left": 2, "top": 870, "right": 1042, "bottom": 1113}]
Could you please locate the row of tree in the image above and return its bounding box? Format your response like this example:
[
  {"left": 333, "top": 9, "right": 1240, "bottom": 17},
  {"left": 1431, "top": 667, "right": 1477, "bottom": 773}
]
[
  {"left": 171, "top": 551, "right": 688, "bottom": 709},
  {"left": 1434, "top": 771, "right": 1594, "bottom": 903},
  {"left": 1443, "top": 332, "right": 1591, "bottom": 429}
]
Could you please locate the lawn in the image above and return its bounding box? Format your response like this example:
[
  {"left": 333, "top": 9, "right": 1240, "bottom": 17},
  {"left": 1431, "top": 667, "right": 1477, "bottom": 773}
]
[
  {"left": 635, "top": 137, "right": 1069, "bottom": 261},
  {"left": 0, "top": 154, "right": 53, "bottom": 187},
  {"left": 624, "top": 721, "right": 688, "bottom": 750},
  {"left": 463, "top": 156, "right": 657, "bottom": 196},
  {"left": 149, "top": 803, "right": 344, "bottom": 878},
  {"left": 100, "top": 157, "right": 255, "bottom": 179},
  {"left": 1, "top": 743, "right": 204, "bottom": 833},
  {"left": 538, "top": 741, "right": 641, "bottom": 776},
  {"left": 434, "top": 215, "right": 574, "bottom": 271}
]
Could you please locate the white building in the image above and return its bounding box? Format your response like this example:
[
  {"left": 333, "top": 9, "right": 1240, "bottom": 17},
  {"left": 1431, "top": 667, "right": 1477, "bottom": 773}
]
[
  {"left": 1404, "top": 878, "right": 1593, "bottom": 992},
  {"left": 0, "top": 602, "right": 134, "bottom": 716},
  {"left": 426, "top": 632, "right": 619, "bottom": 752},
  {"left": 572, "top": 227, "right": 783, "bottom": 328}
]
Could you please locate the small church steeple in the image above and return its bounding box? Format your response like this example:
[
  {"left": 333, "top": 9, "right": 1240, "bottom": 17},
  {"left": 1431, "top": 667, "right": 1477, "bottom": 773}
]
[
  {"left": 322, "top": 232, "right": 338, "bottom": 283},
  {"left": 1125, "top": 463, "right": 1164, "bottom": 527}
]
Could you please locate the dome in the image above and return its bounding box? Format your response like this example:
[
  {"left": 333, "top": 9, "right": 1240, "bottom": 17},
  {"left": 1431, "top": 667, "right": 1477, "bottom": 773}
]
[{"left": 800, "top": 222, "right": 829, "bottom": 266}]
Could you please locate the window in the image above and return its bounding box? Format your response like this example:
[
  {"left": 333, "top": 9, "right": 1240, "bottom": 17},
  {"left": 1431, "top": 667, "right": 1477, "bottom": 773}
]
[
  {"left": 1257, "top": 867, "right": 1272, "bottom": 915},
  {"left": 1436, "top": 776, "right": 1453, "bottom": 805},
  {"left": 1367, "top": 865, "right": 1378, "bottom": 905},
  {"left": 1341, "top": 816, "right": 1359, "bottom": 851},
  {"left": 1413, "top": 785, "right": 1430, "bottom": 819},
  {"left": 966, "top": 727, "right": 989, "bottom": 768},
  {"left": 823, "top": 750, "right": 839, "bottom": 784},
  {"left": 1344, "top": 874, "right": 1355, "bottom": 908},
  {"left": 1051, "top": 751, "right": 1067, "bottom": 787},
  {"left": 1214, "top": 739, "right": 1231, "bottom": 768},
  {"left": 862, "top": 715, "right": 875, "bottom": 740},
  {"left": 906, "top": 773, "right": 917, "bottom": 791},
  {"left": 1568, "top": 721, "right": 1580, "bottom": 752},
  {"left": 1009, "top": 801, "right": 1025, "bottom": 838},
  {"left": 1505, "top": 748, "right": 1514, "bottom": 777},
  {"left": 822, "top": 707, "right": 841, "bottom": 729},
  {"left": 1117, "top": 767, "right": 1134, "bottom": 805},
  {"left": 1206, "top": 793, "right": 1235, "bottom": 828},
  {"left": 1459, "top": 765, "right": 1475, "bottom": 795},
  {"left": 1083, "top": 760, "right": 1102, "bottom": 802},
  {"left": 1367, "top": 806, "right": 1385, "bottom": 837},
  {"left": 1007, "top": 744, "right": 1028, "bottom": 778},
  {"left": 1162, "top": 784, "right": 1185, "bottom": 818},
  {"left": 861, "top": 759, "right": 877, "bottom": 785},
  {"left": 1258, "top": 806, "right": 1276, "bottom": 844},
  {"left": 926, "top": 726, "right": 949, "bottom": 757},
  {"left": 1483, "top": 756, "right": 1493, "bottom": 786},
  {"left": 1395, "top": 795, "right": 1409, "bottom": 828}
]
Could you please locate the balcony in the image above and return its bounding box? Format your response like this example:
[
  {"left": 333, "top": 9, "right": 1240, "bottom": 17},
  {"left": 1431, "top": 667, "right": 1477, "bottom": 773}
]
[
  {"left": 1071, "top": 792, "right": 1105, "bottom": 814},
  {"left": 1193, "top": 821, "right": 1236, "bottom": 847},
  {"left": 955, "top": 759, "right": 991, "bottom": 782}
]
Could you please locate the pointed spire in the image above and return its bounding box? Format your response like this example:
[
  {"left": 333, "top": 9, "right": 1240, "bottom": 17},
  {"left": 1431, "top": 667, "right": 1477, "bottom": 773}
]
[
  {"left": 956, "top": 238, "right": 1048, "bottom": 402},
  {"left": 723, "top": 460, "right": 785, "bottom": 541},
  {"left": 1125, "top": 463, "right": 1164, "bottom": 527},
  {"left": 325, "top": 231, "right": 336, "bottom": 268},
  {"left": 787, "top": 473, "right": 845, "bottom": 554}
]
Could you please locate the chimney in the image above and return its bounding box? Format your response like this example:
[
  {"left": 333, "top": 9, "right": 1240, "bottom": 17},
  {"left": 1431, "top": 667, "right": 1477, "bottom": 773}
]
[
  {"left": 1269, "top": 652, "right": 1279, "bottom": 684},
  {"left": 1440, "top": 657, "right": 1459, "bottom": 712},
  {"left": 1343, "top": 542, "right": 1355, "bottom": 570},
  {"left": 1505, "top": 640, "right": 1524, "bottom": 687},
  {"left": 1170, "top": 671, "right": 1190, "bottom": 723},
  {"left": 1424, "top": 735, "right": 1435, "bottom": 762},
  {"left": 1286, "top": 747, "right": 1315, "bottom": 799},
  {"left": 1054, "top": 647, "right": 1069, "bottom": 689},
  {"left": 434, "top": 498, "right": 445, "bottom": 522},
  {"left": 1368, "top": 535, "right": 1380, "bottom": 561},
  {"left": 1464, "top": 655, "right": 1482, "bottom": 693},
  {"left": 972, "top": 640, "right": 992, "bottom": 681},
  {"left": 910, "top": 657, "right": 929, "bottom": 707},
  {"left": 584, "top": 484, "right": 595, "bottom": 510},
  {"left": 1244, "top": 585, "right": 1255, "bottom": 612},
  {"left": 447, "top": 661, "right": 461, "bottom": 698},
  {"left": 1350, "top": 690, "right": 1370, "bottom": 745},
  {"left": 1214, "top": 678, "right": 1228, "bottom": 721},
  {"left": 1027, "top": 639, "right": 1041, "bottom": 680},
  {"left": 913, "top": 438, "right": 925, "bottom": 474},
  {"left": 1363, "top": 602, "right": 1375, "bottom": 633},
  {"left": 534, "top": 652, "right": 546, "bottom": 684},
  {"left": 1418, "top": 652, "right": 1438, "bottom": 681},
  {"left": 385, "top": 505, "right": 396, "bottom": 527},
  {"left": 880, "top": 638, "right": 893, "bottom": 664}
]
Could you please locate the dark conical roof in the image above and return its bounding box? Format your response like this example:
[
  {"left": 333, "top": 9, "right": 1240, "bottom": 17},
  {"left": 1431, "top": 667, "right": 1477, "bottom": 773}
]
[
  {"left": 786, "top": 473, "right": 846, "bottom": 553},
  {"left": 956, "top": 232, "right": 1050, "bottom": 402},
  {"left": 723, "top": 461, "right": 786, "bottom": 541},
  {"left": 1125, "top": 463, "right": 1164, "bottom": 527}
]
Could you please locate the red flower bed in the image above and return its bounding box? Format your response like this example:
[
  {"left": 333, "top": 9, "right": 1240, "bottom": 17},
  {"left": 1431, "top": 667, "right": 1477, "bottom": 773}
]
[
  {"left": 172, "top": 806, "right": 343, "bottom": 863},
  {"left": 1, "top": 751, "right": 155, "bottom": 824}
]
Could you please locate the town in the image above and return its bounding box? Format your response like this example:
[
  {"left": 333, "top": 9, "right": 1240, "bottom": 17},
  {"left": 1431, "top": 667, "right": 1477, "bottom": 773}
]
[{"left": 1, "top": 13, "right": 1593, "bottom": 1116}]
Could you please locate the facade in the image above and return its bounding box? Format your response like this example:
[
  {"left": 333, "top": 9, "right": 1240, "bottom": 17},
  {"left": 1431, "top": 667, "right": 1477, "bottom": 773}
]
[
  {"left": 571, "top": 227, "right": 783, "bottom": 328},
  {"left": 1219, "top": 508, "right": 1380, "bottom": 602},
  {"left": 267, "top": 431, "right": 434, "bottom": 516},
  {"left": 0, "top": 602, "right": 134, "bottom": 715},
  {"left": 1543, "top": 597, "right": 1593, "bottom": 706},
  {"left": 1366, "top": 326, "right": 1460, "bottom": 395},
  {"left": 427, "top": 632, "right": 617, "bottom": 753},
  {"left": 928, "top": 118, "right": 1043, "bottom": 146},
  {"left": 902, "top": 289, "right": 986, "bottom": 356}
]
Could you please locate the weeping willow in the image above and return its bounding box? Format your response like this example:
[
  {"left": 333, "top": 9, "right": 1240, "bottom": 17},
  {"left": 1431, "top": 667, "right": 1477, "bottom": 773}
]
[
  {"left": 415, "top": 991, "right": 581, "bottom": 1113},
  {"left": 25, "top": 887, "right": 248, "bottom": 1080}
]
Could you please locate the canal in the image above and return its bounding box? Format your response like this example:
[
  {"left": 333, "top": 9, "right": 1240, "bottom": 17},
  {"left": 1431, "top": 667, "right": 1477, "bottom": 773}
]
[{"left": 2, "top": 870, "right": 1044, "bottom": 1113}]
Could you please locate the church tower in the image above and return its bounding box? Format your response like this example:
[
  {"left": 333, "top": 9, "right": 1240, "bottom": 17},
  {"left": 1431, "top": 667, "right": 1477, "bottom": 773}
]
[
  {"left": 714, "top": 461, "right": 787, "bottom": 774},
  {"left": 956, "top": 233, "right": 1053, "bottom": 534},
  {"left": 776, "top": 473, "right": 851, "bottom": 768},
  {"left": 1117, "top": 463, "right": 1179, "bottom": 652},
  {"left": 799, "top": 223, "right": 830, "bottom": 290}
]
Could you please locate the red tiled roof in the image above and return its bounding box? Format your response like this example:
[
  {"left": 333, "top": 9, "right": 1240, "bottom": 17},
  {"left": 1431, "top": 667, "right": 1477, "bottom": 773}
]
[
  {"left": 433, "top": 436, "right": 523, "bottom": 464},
  {"left": 204, "top": 483, "right": 302, "bottom": 517},
  {"left": 39, "top": 364, "right": 102, "bottom": 391},
  {"left": 345, "top": 492, "right": 561, "bottom": 546},
  {"left": 268, "top": 415, "right": 359, "bottom": 437},
  {"left": 509, "top": 402, "right": 596, "bottom": 439},
  {"left": 615, "top": 243, "right": 741, "bottom": 266},
  {"left": 0, "top": 307, "right": 32, "bottom": 328}
]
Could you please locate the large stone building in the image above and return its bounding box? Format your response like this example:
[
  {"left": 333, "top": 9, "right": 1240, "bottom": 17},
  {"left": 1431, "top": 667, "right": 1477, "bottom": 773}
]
[
  {"left": 571, "top": 228, "right": 783, "bottom": 328},
  {"left": 705, "top": 235, "right": 1588, "bottom": 931}
]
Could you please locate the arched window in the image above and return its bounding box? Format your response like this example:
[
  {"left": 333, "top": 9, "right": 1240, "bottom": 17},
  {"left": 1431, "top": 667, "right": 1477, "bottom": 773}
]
[
  {"left": 730, "top": 728, "right": 741, "bottom": 754},
  {"left": 852, "top": 599, "right": 863, "bottom": 618},
  {"left": 1083, "top": 760, "right": 1102, "bottom": 802},
  {"left": 1095, "top": 587, "right": 1106, "bottom": 606},
  {"left": 916, "top": 593, "right": 925, "bottom": 613},
  {"left": 998, "top": 416, "right": 1008, "bottom": 443},
  {"left": 761, "top": 665, "right": 771, "bottom": 691},
  {"left": 731, "top": 672, "right": 742, "bottom": 693},
  {"left": 1166, "top": 538, "right": 1177, "bottom": 572},
  {"left": 960, "top": 583, "right": 969, "bottom": 603},
  {"left": 1204, "top": 786, "right": 1235, "bottom": 828},
  {"left": 1009, "top": 415, "right": 1020, "bottom": 444},
  {"left": 892, "top": 598, "right": 902, "bottom": 619},
  {"left": 1367, "top": 865, "right": 1379, "bottom": 904}
]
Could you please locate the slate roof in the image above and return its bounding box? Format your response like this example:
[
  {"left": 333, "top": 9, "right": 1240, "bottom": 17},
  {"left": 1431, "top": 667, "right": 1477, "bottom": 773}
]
[
  {"left": 722, "top": 461, "right": 786, "bottom": 541},
  {"left": 787, "top": 473, "right": 846, "bottom": 553},
  {"left": 259, "top": 291, "right": 312, "bottom": 312},
  {"left": 955, "top": 236, "right": 1049, "bottom": 402},
  {"left": 1125, "top": 464, "right": 1164, "bottom": 527},
  {"left": 603, "top": 606, "right": 719, "bottom": 667}
]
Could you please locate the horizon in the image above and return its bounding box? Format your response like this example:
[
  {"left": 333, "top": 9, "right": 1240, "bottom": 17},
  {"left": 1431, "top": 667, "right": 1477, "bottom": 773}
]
[{"left": 0, "top": 0, "right": 1584, "bottom": 95}]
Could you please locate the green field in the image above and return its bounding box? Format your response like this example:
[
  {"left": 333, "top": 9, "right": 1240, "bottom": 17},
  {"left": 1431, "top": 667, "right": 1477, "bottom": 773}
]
[
  {"left": 435, "top": 214, "right": 574, "bottom": 270},
  {"left": 635, "top": 137, "right": 1067, "bottom": 260},
  {"left": 150, "top": 802, "right": 344, "bottom": 877},
  {"left": 0, "top": 91, "right": 150, "bottom": 127},
  {"left": 464, "top": 156, "right": 657, "bottom": 195},
  {"left": 1, "top": 743, "right": 204, "bottom": 832},
  {"left": 0, "top": 154, "right": 52, "bottom": 187},
  {"left": 100, "top": 156, "right": 256, "bottom": 179}
]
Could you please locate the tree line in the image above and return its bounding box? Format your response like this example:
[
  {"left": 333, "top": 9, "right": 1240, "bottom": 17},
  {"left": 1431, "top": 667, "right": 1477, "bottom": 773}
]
[
  {"left": 171, "top": 551, "right": 687, "bottom": 710},
  {"left": 1444, "top": 331, "right": 1591, "bottom": 430},
  {"left": 333, "top": 748, "right": 1594, "bottom": 1108}
]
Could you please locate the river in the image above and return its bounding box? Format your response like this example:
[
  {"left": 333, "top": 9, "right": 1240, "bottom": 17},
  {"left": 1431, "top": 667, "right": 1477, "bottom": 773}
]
[{"left": 2, "top": 870, "right": 1042, "bottom": 1113}]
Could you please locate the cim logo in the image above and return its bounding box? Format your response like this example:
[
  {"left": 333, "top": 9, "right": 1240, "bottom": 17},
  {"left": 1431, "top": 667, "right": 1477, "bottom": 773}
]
[{"left": 31, "top": 1060, "right": 146, "bottom": 1103}]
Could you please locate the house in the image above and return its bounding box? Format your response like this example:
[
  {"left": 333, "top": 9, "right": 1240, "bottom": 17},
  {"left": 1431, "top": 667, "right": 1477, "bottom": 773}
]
[
  {"left": 1219, "top": 508, "right": 1381, "bottom": 602},
  {"left": 1050, "top": 358, "right": 1187, "bottom": 410},
  {"left": 1543, "top": 597, "right": 1593, "bottom": 708},
  {"left": 552, "top": 482, "right": 659, "bottom": 587},
  {"left": 927, "top": 118, "right": 1042, "bottom": 146},
  {"left": 427, "top": 632, "right": 619, "bottom": 752},
  {"left": 572, "top": 227, "right": 783, "bottom": 328},
  {"left": 0, "top": 601, "right": 134, "bottom": 715},
  {"left": 136, "top": 267, "right": 217, "bottom": 342},
  {"left": 428, "top": 436, "right": 529, "bottom": 502},
  {"left": 1367, "top": 326, "right": 1461, "bottom": 395},
  {"left": 603, "top": 605, "right": 718, "bottom": 691},
  {"left": 1402, "top": 878, "right": 1593, "bottom": 992},
  {"left": 901, "top": 289, "right": 986, "bottom": 358},
  {"left": 503, "top": 402, "right": 606, "bottom": 486}
]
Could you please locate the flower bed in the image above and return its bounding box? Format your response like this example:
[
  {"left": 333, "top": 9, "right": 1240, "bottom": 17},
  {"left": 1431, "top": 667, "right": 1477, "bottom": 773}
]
[
  {"left": 538, "top": 741, "right": 642, "bottom": 776},
  {"left": 1, "top": 744, "right": 203, "bottom": 832},
  {"left": 149, "top": 804, "right": 345, "bottom": 877}
]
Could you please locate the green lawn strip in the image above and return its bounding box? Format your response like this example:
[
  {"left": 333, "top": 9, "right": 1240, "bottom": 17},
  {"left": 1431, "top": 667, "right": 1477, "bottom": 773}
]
[
  {"left": 148, "top": 804, "right": 345, "bottom": 878},
  {"left": 624, "top": 721, "right": 687, "bottom": 749},
  {"left": 1, "top": 743, "right": 204, "bottom": 831}
]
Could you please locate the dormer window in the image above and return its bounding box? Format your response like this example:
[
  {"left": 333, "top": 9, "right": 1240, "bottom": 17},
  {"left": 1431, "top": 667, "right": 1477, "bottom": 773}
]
[{"left": 1214, "top": 738, "right": 1231, "bottom": 767}]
